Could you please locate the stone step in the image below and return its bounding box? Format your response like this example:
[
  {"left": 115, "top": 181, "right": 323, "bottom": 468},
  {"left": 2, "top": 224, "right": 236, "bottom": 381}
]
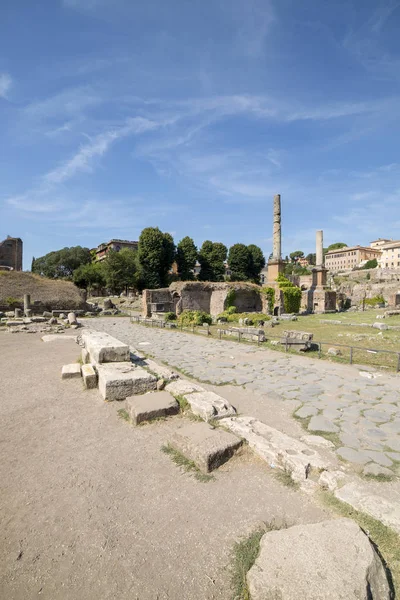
[
  {"left": 169, "top": 422, "right": 242, "bottom": 473},
  {"left": 81, "top": 364, "right": 97, "bottom": 389},
  {"left": 126, "top": 391, "right": 179, "bottom": 425},
  {"left": 61, "top": 364, "right": 82, "bottom": 379},
  {"left": 221, "top": 416, "right": 332, "bottom": 483},
  {"left": 82, "top": 330, "right": 130, "bottom": 364},
  {"left": 97, "top": 363, "right": 156, "bottom": 401},
  {"left": 184, "top": 391, "right": 236, "bottom": 421}
]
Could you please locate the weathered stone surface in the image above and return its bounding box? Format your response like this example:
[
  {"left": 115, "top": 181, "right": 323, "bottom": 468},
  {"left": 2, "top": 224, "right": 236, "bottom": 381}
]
[
  {"left": 300, "top": 434, "right": 335, "bottom": 448},
  {"left": 337, "top": 447, "right": 371, "bottom": 464},
  {"left": 247, "top": 518, "right": 391, "bottom": 600},
  {"left": 308, "top": 415, "right": 339, "bottom": 433},
  {"left": 373, "top": 322, "right": 388, "bottom": 330},
  {"left": 6, "top": 320, "right": 25, "bottom": 326},
  {"left": 222, "top": 416, "right": 330, "bottom": 482},
  {"left": 318, "top": 469, "right": 348, "bottom": 491},
  {"left": 82, "top": 330, "right": 130, "bottom": 364},
  {"left": 81, "top": 364, "right": 97, "bottom": 389},
  {"left": 135, "top": 355, "right": 178, "bottom": 380},
  {"left": 126, "top": 391, "right": 179, "bottom": 425},
  {"left": 327, "top": 347, "right": 342, "bottom": 356},
  {"left": 295, "top": 406, "right": 318, "bottom": 419},
  {"left": 165, "top": 379, "right": 204, "bottom": 396},
  {"left": 363, "top": 463, "right": 393, "bottom": 477},
  {"left": 67, "top": 312, "right": 78, "bottom": 325},
  {"left": 81, "top": 348, "right": 90, "bottom": 364},
  {"left": 336, "top": 481, "right": 400, "bottom": 533},
  {"left": 185, "top": 391, "right": 236, "bottom": 421},
  {"left": 61, "top": 363, "right": 81, "bottom": 379},
  {"left": 97, "top": 363, "right": 156, "bottom": 401},
  {"left": 169, "top": 422, "right": 242, "bottom": 472}
]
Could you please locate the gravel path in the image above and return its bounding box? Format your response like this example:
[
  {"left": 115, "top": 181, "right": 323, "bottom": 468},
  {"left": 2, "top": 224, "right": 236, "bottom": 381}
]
[
  {"left": 0, "top": 331, "right": 327, "bottom": 600},
  {"left": 86, "top": 318, "right": 400, "bottom": 478}
]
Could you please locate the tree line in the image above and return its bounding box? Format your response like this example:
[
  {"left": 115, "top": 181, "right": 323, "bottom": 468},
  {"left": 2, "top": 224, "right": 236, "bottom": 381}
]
[{"left": 31, "top": 228, "right": 266, "bottom": 293}]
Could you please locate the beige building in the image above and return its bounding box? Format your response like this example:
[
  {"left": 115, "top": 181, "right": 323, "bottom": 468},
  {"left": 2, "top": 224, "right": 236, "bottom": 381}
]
[
  {"left": 325, "top": 245, "right": 381, "bottom": 272},
  {"left": 370, "top": 238, "right": 393, "bottom": 250},
  {"left": 94, "top": 239, "right": 138, "bottom": 262},
  {"left": 378, "top": 241, "right": 400, "bottom": 269}
]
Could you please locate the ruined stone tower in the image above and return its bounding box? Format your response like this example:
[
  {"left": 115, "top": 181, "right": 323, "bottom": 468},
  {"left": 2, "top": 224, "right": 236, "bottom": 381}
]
[{"left": 0, "top": 236, "right": 23, "bottom": 271}]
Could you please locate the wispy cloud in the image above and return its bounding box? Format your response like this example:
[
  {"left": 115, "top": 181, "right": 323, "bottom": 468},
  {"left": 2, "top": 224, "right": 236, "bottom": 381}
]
[{"left": 0, "top": 73, "right": 12, "bottom": 99}]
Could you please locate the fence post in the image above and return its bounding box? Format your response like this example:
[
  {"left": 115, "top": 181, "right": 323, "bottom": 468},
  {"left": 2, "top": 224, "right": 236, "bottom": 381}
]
[
  {"left": 397, "top": 353, "right": 400, "bottom": 373},
  {"left": 318, "top": 343, "right": 322, "bottom": 359},
  {"left": 238, "top": 331, "right": 241, "bottom": 343},
  {"left": 257, "top": 332, "right": 260, "bottom": 346},
  {"left": 350, "top": 347, "right": 353, "bottom": 365},
  {"left": 219, "top": 329, "right": 222, "bottom": 340},
  {"left": 285, "top": 337, "right": 288, "bottom": 352}
]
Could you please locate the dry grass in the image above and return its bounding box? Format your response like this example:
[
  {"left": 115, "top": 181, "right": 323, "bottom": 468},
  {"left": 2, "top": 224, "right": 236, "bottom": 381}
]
[{"left": 0, "top": 271, "right": 85, "bottom": 310}]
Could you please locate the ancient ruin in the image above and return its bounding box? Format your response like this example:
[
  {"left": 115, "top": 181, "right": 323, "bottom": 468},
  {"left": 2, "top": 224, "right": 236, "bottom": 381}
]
[
  {"left": 301, "top": 230, "right": 337, "bottom": 313},
  {"left": 0, "top": 235, "right": 23, "bottom": 271}
]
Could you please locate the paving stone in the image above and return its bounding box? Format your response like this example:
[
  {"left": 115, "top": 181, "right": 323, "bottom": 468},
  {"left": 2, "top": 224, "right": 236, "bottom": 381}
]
[
  {"left": 363, "top": 409, "right": 392, "bottom": 423},
  {"left": 387, "top": 452, "right": 400, "bottom": 462},
  {"left": 61, "top": 363, "right": 82, "bottom": 379},
  {"left": 322, "top": 408, "right": 342, "bottom": 420},
  {"left": 82, "top": 330, "right": 130, "bottom": 364},
  {"left": 97, "top": 363, "right": 157, "bottom": 401},
  {"left": 336, "top": 482, "right": 400, "bottom": 533},
  {"left": 363, "top": 463, "right": 394, "bottom": 478},
  {"left": 318, "top": 470, "right": 348, "bottom": 491},
  {"left": 308, "top": 416, "right": 339, "bottom": 433},
  {"left": 365, "top": 427, "right": 388, "bottom": 439},
  {"left": 379, "top": 421, "right": 400, "bottom": 435},
  {"left": 300, "top": 435, "right": 335, "bottom": 449},
  {"left": 294, "top": 406, "right": 318, "bottom": 419},
  {"left": 165, "top": 380, "right": 204, "bottom": 396},
  {"left": 336, "top": 447, "right": 371, "bottom": 465},
  {"left": 364, "top": 450, "right": 393, "bottom": 467},
  {"left": 185, "top": 391, "right": 236, "bottom": 421},
  {"left": 125, "top": 391, "right": 179, "bottom": 425},
  {"left": 385, "top": 437, "right": 400, "bottom": 452},
  {"left": 169, "top": 422, "right": 242, "bottom": 473},
  {"left": 81, "top": 364, "right": 97, "bottom": 389},
  {"left": 339, "top": 432, "right": 360, "bottom": 448}
]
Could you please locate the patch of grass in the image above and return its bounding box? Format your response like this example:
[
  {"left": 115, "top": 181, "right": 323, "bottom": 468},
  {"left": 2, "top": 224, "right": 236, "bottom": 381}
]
[
  {"left": 273, "top": 467, "right": 300, "bottom": 490},
  {"left": 320, "top": 491, "right": 400, "bottom": 596},
  {"left": 174, "top": 394, "right": 190, "bottom": 412},
  {"left": 117, "top": 408, "right": 130, "bottom": 422},
  {"left": 161, "top": 444, "right": 214, "bottom": 482},
  {"left": 363, "top": 472, "right": 394, "bottom": 483},
  {"left": 76, "top": 355, "right": 83, "bottom": 365},
  {"left": 231, "top": 520, "right": 288, "bottom": 600}
]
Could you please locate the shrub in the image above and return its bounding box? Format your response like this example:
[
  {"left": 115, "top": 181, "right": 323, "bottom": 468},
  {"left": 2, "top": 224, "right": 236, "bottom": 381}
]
[
  {"left": 276, "top": 274, "right": 301, "bottom": 313},
  {"left": 261, "top": 287, "right": 275, "bottom": 314},
  {"left": 178, "top": 310, "right": 212, "bottom": 326},
  {"left": 227, "top": 305, "right": 237, "bottom": 314},
  {"left": 164, "top": 312, "right": 177, "bottom": 321},
  {"left": 5, "top": 296, "right": 21, "bottom": 307},
  {"left": 224, "top": 288, "right": 236, "bottom": 309},
  {"left": 364, "top": 295, "right": 385, "bottom": 307},
  {"left": 216, "top": 311, "right": 271, "bottom": 325}
]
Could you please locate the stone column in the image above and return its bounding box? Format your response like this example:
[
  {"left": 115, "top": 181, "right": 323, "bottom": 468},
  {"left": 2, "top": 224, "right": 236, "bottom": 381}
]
[
  {"left": 272, "top": 194, "right": 282, "bottom": 260},
  {"left": 316, "top": 230, "right": 323, "bottom": 268},
  {"left": 24, "top": 294, "right": 31, "bottom": 314}
]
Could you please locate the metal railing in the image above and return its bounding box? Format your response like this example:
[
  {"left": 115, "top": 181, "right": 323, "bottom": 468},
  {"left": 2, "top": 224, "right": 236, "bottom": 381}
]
[{"left": 130, "top": 315, "right": 400, "bottom": 372}]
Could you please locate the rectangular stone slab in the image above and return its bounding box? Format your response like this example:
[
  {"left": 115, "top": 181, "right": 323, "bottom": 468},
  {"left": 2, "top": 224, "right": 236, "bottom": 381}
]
[
  {"left": 126, "top": 391, "right": 179, "bottom": 424},
  {"left": 81, "top": 364, "right": 97, "bottom": 389},
  {"left": 97, "top": 363, "right": 157, "bottom": 401},
  {"left": 61, "top": 364, "right": 82, "bottom": 379},
  {"left": 82, "top": 330, "right": 130, "bottom": 364},
  {"left": 169, "top": 422, "right": 242, "bottom": 472}
]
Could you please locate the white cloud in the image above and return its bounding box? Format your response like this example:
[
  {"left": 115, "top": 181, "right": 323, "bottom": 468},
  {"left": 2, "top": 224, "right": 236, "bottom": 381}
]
[{"left": 0, "top": 73, "right": 12, "bottom": 98}]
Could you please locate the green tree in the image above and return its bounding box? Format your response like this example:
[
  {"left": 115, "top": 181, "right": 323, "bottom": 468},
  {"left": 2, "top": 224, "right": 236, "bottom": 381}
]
[
  {"left": 228, "top": 244, "right": 252, "bottom": 281},
  {"left": 327, "top": 242, "right": 347, "bottom": 252},
  {"left": 361, "top": 258, "right": 378, "bottom": 270},
  {"left": 138, "top": 227, "right": 175, "bottom": 289},
  {"left": 73, "top": 262, "right": 106, "bottom": 293},
  {"left": 31, "top": 256, "right": 35, "bottom": 272},
  {"left": 247, "top": 244, "right": 266, "bottom": 284},
  {"left": 102, "top": 248, "right": 138, "bottom": 294},
  {"left": 32, "top": 246, "right": 91, "bottom": 279},
  {"left": 289, "top": 250, "right": 304, "bottom": 263},
  {"left": 176, "top": 236, "right": 198, "bottom": 280},
  {"left": 306, "top": 253, "right": 316, "bottom": 265},
  {"left": 198, "top": 240, "right": 227, "bottom": 281}
]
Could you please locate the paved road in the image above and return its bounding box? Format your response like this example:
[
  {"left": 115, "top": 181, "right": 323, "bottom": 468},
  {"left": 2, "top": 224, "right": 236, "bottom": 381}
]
[
  {"left": 86, "top": 318, "right": 400, "bottom": 478},
  {"left": 0, "top": 331, "right": 326, "bottom": 600}
]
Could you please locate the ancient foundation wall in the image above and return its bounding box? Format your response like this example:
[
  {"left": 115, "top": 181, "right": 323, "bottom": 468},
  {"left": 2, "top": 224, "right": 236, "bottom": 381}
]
[{"left": 234, "top": 288, "right": 262, "bottom": 312}]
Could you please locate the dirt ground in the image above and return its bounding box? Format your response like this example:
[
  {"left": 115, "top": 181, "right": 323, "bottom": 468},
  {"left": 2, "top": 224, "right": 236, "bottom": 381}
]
[{"left": 0, "top": 331, "right": 328, "bottom": 600}]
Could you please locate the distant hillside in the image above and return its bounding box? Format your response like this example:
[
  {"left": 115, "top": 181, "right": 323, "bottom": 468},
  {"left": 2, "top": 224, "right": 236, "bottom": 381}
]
[{"left": 0, "top": 271, "right": 86, "bottom": 310}]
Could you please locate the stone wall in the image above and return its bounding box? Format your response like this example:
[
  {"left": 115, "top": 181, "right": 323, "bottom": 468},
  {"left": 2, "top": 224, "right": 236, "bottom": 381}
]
[
  {"left": 0, "top": 236, "right": 23, "bottom": 271},
  {"left": 143, "top": 281, "right": 266, "bottom": 318}
]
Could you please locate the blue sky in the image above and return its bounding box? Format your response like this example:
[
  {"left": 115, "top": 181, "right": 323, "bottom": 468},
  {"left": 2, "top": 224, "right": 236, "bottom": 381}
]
[{"left": 1, "top": 0, "right": 400, "bottom": 269}]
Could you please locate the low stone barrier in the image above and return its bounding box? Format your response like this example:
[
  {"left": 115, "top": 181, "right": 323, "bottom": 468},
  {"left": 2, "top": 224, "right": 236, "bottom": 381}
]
[
  {"left": 218, "top": 327, "right": 266, "bottom": 342},
  {"left": 281, "top": 330, "right": 313, "bottom": 351}
]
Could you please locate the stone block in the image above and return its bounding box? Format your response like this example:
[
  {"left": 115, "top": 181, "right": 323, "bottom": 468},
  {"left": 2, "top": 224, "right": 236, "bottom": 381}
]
[
  {"left": 82, "top": 330, "right": 130, "bottom": 364},
  {"left": 308, "top": 415, "right": 339, "bottom": 433},
  {"left": 6, "top": 320, "right": 24, "bottom": 326},
  {"left": 186, "top": 391, "right": 236, "bottom": 421},
  {"left": 41, "top": 334, "right": 77, "bottom": 342},
  {"left": 97, "top": 363, "right": 157, "bottom": 401},
  {"left": 247, "top": 519, "right": 391, "bottom": 600},
  {"left": 373, "top": 322, "right": 388, "bottom": 330},
  {"left": 169, "top": 422, "right": 242, "bottom": 472},
  {"left": 68, "top": 312, "right": 78, "bottom": 324},
  {"left": 81, "top": 364, "right": 97, "bottom": 389},
  {"left": 166, "top": 379, "right": 204, "bottom": 396},
  {"left": 81, "top": 348, "right": 90, "bottom": 364},
  {"left": 61, "top": 363, "right": 82, "bottom": 379},
  {"left": 126, "top": 391, "right": 179, "bottom": 424}
]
